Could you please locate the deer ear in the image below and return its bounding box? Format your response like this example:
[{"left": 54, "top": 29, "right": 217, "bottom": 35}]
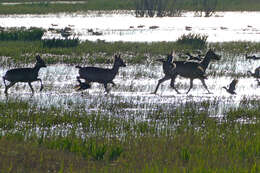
[{"left": 115, "top": 54, "right": 121, "bottom": 59}]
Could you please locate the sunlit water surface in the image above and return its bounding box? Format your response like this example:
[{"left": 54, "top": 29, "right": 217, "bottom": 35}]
[
  {"left": 1, "top": 55, "right": 260, "bottom": 119},
  {"left": 1, "top": 11, "right": 260, "bottom": 121},
  {"left": 0, "top": 11, "right": 260, "bottom": 42}
]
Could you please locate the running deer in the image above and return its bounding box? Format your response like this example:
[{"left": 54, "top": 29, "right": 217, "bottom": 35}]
[
  {"left": 152, "top": 53, "right": 177, "bottom": 94},
  {"left": 153, "top": 49, "right": 221, "bottom": 94},
  {"left": 3, "top": 55, "right": 46, "bottom": 94},
  {"left": 170, "top": 49, "right": 221, "bottom": 94},
  {"left": 75, "top": 54, "right": 126, "bottom": 93}
]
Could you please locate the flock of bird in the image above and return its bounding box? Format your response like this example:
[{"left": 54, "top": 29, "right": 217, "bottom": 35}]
[{"left": 1, "top": 49, "right": 260, "bottom": 95}]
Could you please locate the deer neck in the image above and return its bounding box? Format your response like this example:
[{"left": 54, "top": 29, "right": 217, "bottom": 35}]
[
  {"left": 33, "top": 65, "right": 42, "bottom": 73},
  {"left": 200, "top": 52, "right": 211, "bottom": 70},
  {"left": 112, "top": 62, "right": 120, "bottom": 75}
]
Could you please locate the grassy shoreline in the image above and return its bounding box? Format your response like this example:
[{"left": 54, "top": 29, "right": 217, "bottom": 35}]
[
  {"left": 0, "top": 0, "right": 260, "bottom": 14},
  {"left": 0, "top": 40, "right": 259, "bottom": 66}
]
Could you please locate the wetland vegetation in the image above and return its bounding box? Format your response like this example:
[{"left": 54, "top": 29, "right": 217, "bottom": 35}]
[
  {"left": 1, "top": 2, "right": 260, "bottom": 172},
  {"left": 0, "top": 0, "right": 260, "bottom": 14},
  {"left": 1, "top": 30, "right": 260, "bottom": 172},
  {"left": 0, "top": 38, "right": 260, "bottom": 66},
  {"left": 0, "top": 27, "right": 259, "bottom": 66},
  {"left": 0, "top": 98, "right": 260, "bottom": 172}
]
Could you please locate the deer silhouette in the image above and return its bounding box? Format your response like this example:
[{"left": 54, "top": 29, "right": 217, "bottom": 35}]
[
  {"left": 169, "top": 49, "right": 221, "bottom": 94},
  {"left": 75, "top": 54, "right": 126, "bottom": 93},
  {"left": 152, "top": 53, "right": 177, "bottom": 94},
  {"left": 3, "top": 55, "right": 46, "bottom": 94}
]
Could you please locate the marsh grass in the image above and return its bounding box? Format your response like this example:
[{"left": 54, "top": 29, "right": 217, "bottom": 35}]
[
  {"left": 0, "top": 40, "right": 259, "bottom": 67},
  {"left": 0, "top": 27, "right": 45, "bottom": 41},
  {"left": 42, "top": 38, "right": 79, "bottom": 48},
  {"left": 0, "top": 98, "right": 260, "bottom": 172},
  {"left": 0, "top": 0, "right": 135, "bottom": 14},
  {"left": 0, "top": 0, "right": 260, "bottom": 14}
]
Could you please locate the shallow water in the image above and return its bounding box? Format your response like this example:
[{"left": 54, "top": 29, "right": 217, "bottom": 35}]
[
  {"left": 0, "top": 11, "right": 260, "bottom": 42},
  {"left": 1, "top": 54, "right": 260, "bottom": 119}
]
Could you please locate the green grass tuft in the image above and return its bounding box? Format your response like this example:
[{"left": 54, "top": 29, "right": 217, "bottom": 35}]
[{"left": 176, "top": 33, "right": 208, "bottom": 49}]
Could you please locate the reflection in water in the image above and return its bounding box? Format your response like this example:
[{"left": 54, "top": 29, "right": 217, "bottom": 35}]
[{"left": 0, "top": 11, "right": 260, "bottom": 42}]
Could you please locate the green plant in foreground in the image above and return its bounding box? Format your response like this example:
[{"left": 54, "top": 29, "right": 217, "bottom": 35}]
[
  {"left": 109, "top": 145, "right": 123, "bottom": 161},
  {"left": 1, "top": 97, "right": 260, "bottom": 172}
]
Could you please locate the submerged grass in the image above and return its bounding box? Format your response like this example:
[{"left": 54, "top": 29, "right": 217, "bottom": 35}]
[{"left": 0, "top": 99, "right": 260, "bottom": 172}]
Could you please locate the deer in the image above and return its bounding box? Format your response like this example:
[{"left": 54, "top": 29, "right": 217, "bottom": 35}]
[
  {"left": 3, "top": 55, "right": 46, "bottom": 94},
  {"left": 153, "top": 49, "right": 220, "bottom": 94},
  {"left": 169, "top": 49, "right": 221, "bottom": 94},
  {"left": 75, "top": 54, "right": 126, "bottom": 93},
  {"left": 152, "top": 53, "right": 178, "bottom": 94}
]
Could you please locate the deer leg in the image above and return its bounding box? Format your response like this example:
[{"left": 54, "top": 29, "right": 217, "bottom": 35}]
[
  {"left": 36, "top": 78, "right": 43, "bottom": 91},
  {"left": 186, "top": 79, "right": 194, "bottom": 94},
  {"left": 104, "top": 83, "right": 110, "bottom": 93},
  {"left": 200, "top": 78, "right": 212, "bottom": 94},
  {"left": 76, "top": 76, "right": 83, "bottom": 83},
  {"left": 152, "top": 76, "right": 171, "bottom": 94},
  {"left": 3, "top": 77, "right": 7, "bottom": 87},
  {"left": 170, "top": 76, "right": 181, "bottom": 94},
  {"left": 110, "top": 81, "right": 116, "bottom": 87},
  {"left": 4, "top": 81, "right": 16, "bottom": 94},
  {"left": 28, "top": 82, "right": 34, "bottom": 93}
]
